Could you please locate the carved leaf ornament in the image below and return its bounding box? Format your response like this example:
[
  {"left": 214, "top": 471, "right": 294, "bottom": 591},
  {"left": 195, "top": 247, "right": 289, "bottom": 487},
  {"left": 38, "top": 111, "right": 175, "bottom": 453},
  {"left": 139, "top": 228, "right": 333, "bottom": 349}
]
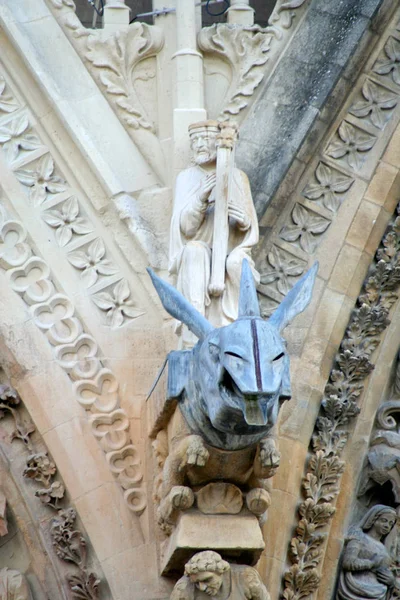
[
  {"left": 261, "top": 246, "right": 306, "bottom": 295},
  {"left": 280, "top": 204, "right": 330, "bottom": 253},
  {"left": 349, "top": 79, "right": 398, "bottom": 129},
  {"left": 42, "top": 197, "right": 93, "bottom": 247},
  {"left": 198, "top": 24, "right": 273, "bottom": 119},
  {"left": 68, "top": 238, "right": 118, "bottom": 288},
  {"left": 268, "top": 0, "right": 308, "bottom": 31},
  {"left": 0, "top": 114, "right": 41, "bottom": 164},
  {"left": 326, "top": 121, "right": 376, "bottom": 170},
  {"left": 374, "top": 36, "right": 400, "bottom": 86},
  {"left": 85, "top": 23, "right": 163, "bottom": 130},
  {"left": 283, "top": 204, "right": 400, "bottom": 600},
  {"left": 15, "top": 154, "right": 67, "bottom": 206},
  {"left": 92, "top": 279, "right": 144, "bottom": 327},
  {"left": 0, "top": 384, "right": 101, "bottom": 599},
  {"left": 303, "top": 163, "right": 354, "bottom": 213}
]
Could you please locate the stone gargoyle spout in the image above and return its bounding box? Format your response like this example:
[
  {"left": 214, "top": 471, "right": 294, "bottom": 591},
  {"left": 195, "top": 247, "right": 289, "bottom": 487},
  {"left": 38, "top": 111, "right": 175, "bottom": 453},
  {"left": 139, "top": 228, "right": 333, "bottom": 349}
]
[
  {"left": 148, "top": 259, "right": 318, "bottom": 451},
  {"left": 148, "top": 259, "right": 318, "bottom": 534}
]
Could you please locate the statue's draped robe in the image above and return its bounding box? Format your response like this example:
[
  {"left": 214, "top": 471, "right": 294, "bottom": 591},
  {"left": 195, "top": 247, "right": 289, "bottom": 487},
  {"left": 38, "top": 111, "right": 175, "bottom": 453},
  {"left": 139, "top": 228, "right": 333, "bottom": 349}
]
[
  {"left": 337, "top": 534, "right": 393, "bottom": 600},
  {"left": 169, "top": 165, "right": 259, "bottom": 343}
]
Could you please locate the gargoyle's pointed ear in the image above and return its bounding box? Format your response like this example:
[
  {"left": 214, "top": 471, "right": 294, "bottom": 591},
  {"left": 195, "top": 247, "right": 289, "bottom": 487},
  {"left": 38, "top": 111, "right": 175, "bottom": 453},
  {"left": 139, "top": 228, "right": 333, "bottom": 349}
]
[
  {"left": 238, "top": 259, "right": 260, "bottom": 318},
  {"left": 147, "top": 268, "right": 214, "bottom": 340},
  {"left": 268, "top": 262, "right": 318, "bottom": 332}
]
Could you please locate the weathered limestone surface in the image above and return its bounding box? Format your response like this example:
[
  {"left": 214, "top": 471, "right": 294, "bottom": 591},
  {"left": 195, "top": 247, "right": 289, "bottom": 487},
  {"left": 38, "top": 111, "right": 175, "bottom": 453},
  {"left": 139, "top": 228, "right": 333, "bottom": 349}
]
[
  {"left": 237, "top": 0, "right": 394, "bottom": 218},
  {"left": 0, "top": 1, "right": 400, "bottom": 600}
]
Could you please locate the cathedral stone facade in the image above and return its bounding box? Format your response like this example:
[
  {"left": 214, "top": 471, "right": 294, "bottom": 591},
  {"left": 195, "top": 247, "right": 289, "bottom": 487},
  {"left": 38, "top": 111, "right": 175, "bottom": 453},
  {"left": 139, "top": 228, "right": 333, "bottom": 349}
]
[{"left": 1, "top": 1, "right": 400, "bottom": 600}]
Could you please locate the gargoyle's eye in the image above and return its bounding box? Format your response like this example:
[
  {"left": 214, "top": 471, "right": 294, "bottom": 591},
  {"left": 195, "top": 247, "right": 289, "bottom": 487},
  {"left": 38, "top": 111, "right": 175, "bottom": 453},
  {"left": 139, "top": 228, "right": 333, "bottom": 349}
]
[
  {"left": 273, "top": 352, "right": 285, "bottom": 362},
  {"left": 225, "top": 351, "right": 243, "bottom": 360}
]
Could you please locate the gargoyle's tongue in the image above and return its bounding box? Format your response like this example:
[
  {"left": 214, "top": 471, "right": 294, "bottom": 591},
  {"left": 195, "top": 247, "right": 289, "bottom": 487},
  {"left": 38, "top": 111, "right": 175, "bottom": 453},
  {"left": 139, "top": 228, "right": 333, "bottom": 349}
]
[{"left": 244, "top": 399, "right": 265, "bottom": 426}]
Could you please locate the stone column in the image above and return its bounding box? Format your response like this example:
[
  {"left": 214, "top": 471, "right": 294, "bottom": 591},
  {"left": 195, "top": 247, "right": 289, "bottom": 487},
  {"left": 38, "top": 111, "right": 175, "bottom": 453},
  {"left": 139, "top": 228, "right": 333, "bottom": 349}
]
[
  {"left": 172, "top": 0, "right": 206, "bottom": 173},
  {"left": 102, "top": 0, "right": 130, "bottom": 32},
  {"left": 227, "top": 0, "right": 254, "bottom": 25}
]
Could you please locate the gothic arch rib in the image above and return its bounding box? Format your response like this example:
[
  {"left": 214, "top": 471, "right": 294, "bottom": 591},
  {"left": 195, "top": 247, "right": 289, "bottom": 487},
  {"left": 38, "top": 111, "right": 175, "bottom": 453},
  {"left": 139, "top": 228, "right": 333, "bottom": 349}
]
[{"left": 245, "top": 6, "right": 400, "bottom": 599}]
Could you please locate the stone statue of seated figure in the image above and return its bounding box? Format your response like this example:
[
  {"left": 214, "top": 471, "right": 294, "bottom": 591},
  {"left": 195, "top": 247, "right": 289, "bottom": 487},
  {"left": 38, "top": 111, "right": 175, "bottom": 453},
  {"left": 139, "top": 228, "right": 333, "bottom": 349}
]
[
  {"left": 337, "top": 505, "right": 400, "bottom": 600},
  {"left": 170, "top": 551, "right": 269, "bottom": 600},
  {"left": 169, "top": 120, "right": 259, "bottom": 348}
]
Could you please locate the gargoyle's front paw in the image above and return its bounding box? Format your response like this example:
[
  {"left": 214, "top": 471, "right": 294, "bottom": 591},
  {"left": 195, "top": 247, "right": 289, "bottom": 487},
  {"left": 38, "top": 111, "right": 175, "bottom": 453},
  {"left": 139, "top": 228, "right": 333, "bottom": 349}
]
[
  {"left": 181, "top": 435, "right": 209, "bottom": 469},
  {"left": 170, "top": 486, "right": 194, "bottom": 511},
  {"left": 246, "top": 488, "right": 271, "bottom": 516},
  {"left": 259, "top": 440, "right": 281, "bottom": 471}
]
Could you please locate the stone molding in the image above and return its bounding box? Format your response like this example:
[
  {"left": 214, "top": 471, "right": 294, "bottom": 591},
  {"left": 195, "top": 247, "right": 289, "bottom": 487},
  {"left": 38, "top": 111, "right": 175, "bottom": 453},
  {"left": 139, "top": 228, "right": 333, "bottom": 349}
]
[
  {"left": 0, "top": 75, "right": 147, "bottom": 514},
  {"left": 0, "top": 71, "right": 144, "bottom": 329},
  {"left": 0, "top": 186, "right": 147, "bottom": 514},
  {"left": 281, "top": 186, "right": 400, "bottom": 596},
  {"left": 256, "top": 10, "right": 400, "bottom": 317},
  {"left": 0, "top": 383, "right": 103, "bottom": 600}
]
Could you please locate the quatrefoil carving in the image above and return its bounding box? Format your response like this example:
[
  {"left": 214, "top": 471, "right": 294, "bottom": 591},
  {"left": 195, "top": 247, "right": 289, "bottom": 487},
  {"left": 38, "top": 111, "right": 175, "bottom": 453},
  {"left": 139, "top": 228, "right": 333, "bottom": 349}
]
[
  {"left": 31, "top": 293, "right": 82, "bottom": 345},
  {"left": 107, "top": 444, "right": 143, "bottom": 489},
  {"left": 0, "top": 220, "right": 31, "bottom": 268},
  {"left": 8, "top": 257, "right": 53, "bottom": 304},
  {"left": 74, "top": 369, "right": 119, "bottom": 413},
  {"left": 55, "top": 333, "right": 100, "bottom": 380},
  {"left": 90, "top": 409, "right": 129, "bottom": 452}
]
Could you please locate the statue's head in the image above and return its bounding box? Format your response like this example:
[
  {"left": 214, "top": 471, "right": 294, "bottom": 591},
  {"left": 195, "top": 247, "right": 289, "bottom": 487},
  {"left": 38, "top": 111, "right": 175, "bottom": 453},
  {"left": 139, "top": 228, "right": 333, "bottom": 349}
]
[
  {"left": 148, "top": 260, "right": 318, "bottom": 434},
  {"left": 189, "top": 120, "right": 219, "bottom": 166},
  {"left": 185, "top": 551, "right": 229, "bottom": 597},
  {"left": 358, "top": 505, "right": 397, "bottom": 538}
]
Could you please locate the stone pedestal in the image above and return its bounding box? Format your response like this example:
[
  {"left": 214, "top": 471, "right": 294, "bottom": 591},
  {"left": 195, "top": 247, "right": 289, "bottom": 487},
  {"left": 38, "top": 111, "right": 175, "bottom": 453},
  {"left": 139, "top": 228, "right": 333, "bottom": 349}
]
[
  {"left": 160, "top": 511, "right": 265, "bottom": 576},
  {"left": 227, "top": 0, "right": 254, "bottom": 25},
  {"left": 102, "top": 0, "right": 130, "bottom": 32}
]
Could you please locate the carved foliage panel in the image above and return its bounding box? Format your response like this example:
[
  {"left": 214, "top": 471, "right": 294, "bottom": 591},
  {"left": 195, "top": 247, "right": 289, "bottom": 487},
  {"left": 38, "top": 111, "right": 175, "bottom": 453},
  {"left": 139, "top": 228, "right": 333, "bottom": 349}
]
[
  {"left": 0, "top": 67, "right": 144, "bottom": 327},
  {"left": 282, "top": 200, "right": 400, "bottom": 600},
  {"left": 0, "top": 382, "right": 103, "bottom": 600},
  {"left": 0, "top": 68, "right": 147, "bottom": 515},
  {"left": 257, "top": 20, "right": 400, "bottom": 316}
]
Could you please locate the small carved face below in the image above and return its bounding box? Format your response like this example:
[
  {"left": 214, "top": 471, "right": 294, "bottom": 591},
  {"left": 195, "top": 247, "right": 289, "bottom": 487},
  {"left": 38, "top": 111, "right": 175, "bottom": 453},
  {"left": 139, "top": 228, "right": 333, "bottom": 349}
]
[
  {"left": 190, "top": 571, "right": 223, "bottom": 596},
  {"left": 190, "top": 131, "right": 217, "bottom": 165},
  {"left": 373, "top": 513, "right": 396, "bottom": 537}
]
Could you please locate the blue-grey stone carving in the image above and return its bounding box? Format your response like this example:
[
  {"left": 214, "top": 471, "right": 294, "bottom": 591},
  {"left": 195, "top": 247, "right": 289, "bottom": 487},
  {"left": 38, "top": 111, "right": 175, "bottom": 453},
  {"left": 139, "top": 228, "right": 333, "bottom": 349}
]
[{"left": 148, "top": 259, "right": 318, "bottom": 533}]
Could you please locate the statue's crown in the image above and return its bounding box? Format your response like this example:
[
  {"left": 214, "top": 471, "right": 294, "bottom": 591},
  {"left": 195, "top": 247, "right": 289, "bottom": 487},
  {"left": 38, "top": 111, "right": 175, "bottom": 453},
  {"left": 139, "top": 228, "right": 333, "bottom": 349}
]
[{"left": 188, "top": 120, "right": 220, "bottom": 135}]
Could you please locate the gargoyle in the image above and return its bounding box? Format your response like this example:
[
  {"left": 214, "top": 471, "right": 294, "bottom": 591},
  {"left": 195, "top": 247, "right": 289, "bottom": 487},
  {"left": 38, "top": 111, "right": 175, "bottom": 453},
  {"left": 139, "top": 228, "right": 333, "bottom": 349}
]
[{"left": 148, "top": 259, "right": 318, "bottom": 532}]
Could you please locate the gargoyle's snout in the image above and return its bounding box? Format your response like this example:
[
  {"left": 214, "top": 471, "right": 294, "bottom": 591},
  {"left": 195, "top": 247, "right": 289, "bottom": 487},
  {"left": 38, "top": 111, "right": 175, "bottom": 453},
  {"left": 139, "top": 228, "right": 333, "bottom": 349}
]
[{"left": 220, "top": 367, "right": 274, "bottom": 427}]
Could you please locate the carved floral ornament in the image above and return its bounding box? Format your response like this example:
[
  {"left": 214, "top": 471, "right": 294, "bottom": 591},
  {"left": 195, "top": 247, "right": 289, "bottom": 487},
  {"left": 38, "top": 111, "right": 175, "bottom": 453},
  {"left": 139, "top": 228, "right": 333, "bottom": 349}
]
[
  {"left": 0, "top": 190, "right": 146, "bottom": 515},
  {"left": 257, "top": 22, "right": 400, "bottom": 316},
  {"left": 282, "top": 202, "right": 400, "bottom": 600},
  {"left": 0, "top": 383, "right": 101, "bottom": 599},
  {"left": 47, "top": 0, "right": 310, "bottom": 150},
  {"left": 0, "top": 104, "right": 143, "bottom": 326}
]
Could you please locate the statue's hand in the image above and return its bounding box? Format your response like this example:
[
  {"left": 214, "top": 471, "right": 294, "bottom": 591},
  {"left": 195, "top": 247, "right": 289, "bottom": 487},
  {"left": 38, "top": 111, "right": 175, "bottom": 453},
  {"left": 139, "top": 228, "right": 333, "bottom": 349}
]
[
  {"left": 208, "top": 281, "right": 225, "bottom": 297},
  {"left": 228, "top": 202, "right": 250, "bottom": 230},
  {"left": 375, "top": 568, "right": 395, "bottom": 586},
  {"left": 199, "top": 172, "right": 216, "bottom": 205},
  {"left": 179, "top": 435, "right": 209, "bottom": 470},
  {"left": 259, "top": 438, "right": 281, "bottom": 473}
]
